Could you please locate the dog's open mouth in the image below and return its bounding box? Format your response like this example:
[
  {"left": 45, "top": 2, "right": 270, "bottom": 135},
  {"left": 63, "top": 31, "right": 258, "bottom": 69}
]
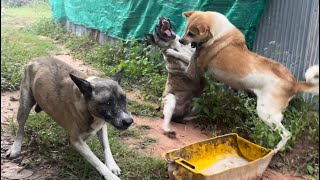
[
  {"left": 160, "top": 18, "right": 172, "bottom": 36},
  {"left": 155, "top": 16, "right": 176, "bottom": 40}
]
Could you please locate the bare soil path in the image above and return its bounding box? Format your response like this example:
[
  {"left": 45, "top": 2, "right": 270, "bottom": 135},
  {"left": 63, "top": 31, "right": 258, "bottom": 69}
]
[{"left": 1, "top": 53, "right": 309, "bottom": 179}]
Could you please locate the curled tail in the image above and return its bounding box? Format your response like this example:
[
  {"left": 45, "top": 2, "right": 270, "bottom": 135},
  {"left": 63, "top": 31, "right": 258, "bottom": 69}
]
[{"left": 295, "top": 65, "right": 319, "bottom": 94}]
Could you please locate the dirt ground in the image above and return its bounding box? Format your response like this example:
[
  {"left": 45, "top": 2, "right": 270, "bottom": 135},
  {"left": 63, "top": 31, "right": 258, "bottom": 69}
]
[{"left": 1, "top": 54, "right": 311, "bottom": 179}]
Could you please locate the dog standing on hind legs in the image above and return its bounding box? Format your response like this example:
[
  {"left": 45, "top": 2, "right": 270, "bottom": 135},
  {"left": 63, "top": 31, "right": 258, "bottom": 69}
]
[
  {"left": 6, "top": 57, "right": 133, "bottom": 180},
  {"left": 179, "top": 11, "right": 319, "bottom": 152},
  {"left": 145, "top": 16, "right": 206, "bottom": 138}
]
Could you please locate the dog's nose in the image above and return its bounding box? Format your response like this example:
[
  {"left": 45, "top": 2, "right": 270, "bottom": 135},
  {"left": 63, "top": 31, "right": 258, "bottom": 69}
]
[
  {"left": 179, "top": 38, "right": 189, "bottom": 45},
  {"left": 179, "top": 39, "right": 185, "bottom": 44},
  {"left": 123, "top": 117, "right": 133, "bottom": 128}
]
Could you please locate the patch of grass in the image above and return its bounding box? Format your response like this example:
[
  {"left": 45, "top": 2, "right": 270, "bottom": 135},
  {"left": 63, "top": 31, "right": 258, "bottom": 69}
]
[
  {"left": 128, "top": 99, "right": 160, "bottom": 117},
  {"left": 1, "top": 4, "right": 56, "bottom": 91},
  {"left": 304, "top": 151, "right": 319, "bottom": 176},
  {"left": 1, "top": 3, "right": 51, "bottom": 28},
  {"left": 136, "top": 125, "right": 151, "bottom": 131},
  {"left": 10, "top": 112, "right": 168, "bottom": 180},
  {"left": 7, "top": 117, "right": 18, "bottom": 135},
  {"left": 305, "top": 110, "right": 319, "bottom": 177},
  {"left": 137, "top": 137, "right": 157, "bottom": 150},
  {"left": 1, "top": 27, "right": 56, "bottom": 90},
  {"left": 116, "top": 127, "right": 143, "bottom": 138}
]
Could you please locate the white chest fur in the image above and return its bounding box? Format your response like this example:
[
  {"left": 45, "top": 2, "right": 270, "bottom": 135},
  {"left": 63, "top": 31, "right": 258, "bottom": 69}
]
[{"left": 80, "top": 117, "right": 106, "bottom": 140}]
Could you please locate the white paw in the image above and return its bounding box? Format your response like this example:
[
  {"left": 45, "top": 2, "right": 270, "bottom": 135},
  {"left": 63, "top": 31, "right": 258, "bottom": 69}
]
[
  {"left": 104, "top": 173, "right": 120, "bottom": 180},
  {"left": 165, "top": 49, "right": 176, "bottom": 57},
  {"left": 107, "top": 160, "right": 121, "bottom": 176},
  {"left": 6, "top": 145, "right": 21, "bottom": 159}
]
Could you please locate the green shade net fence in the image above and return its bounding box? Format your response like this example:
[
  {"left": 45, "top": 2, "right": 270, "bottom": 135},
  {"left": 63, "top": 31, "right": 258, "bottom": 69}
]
[{"left": 49, "top": 0, "right": 268, "bottom": 49}]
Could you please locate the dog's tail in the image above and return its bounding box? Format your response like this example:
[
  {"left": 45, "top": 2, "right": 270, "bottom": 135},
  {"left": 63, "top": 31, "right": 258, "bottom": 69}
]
[{"left": 294, "top": 65, "right": 319, "bottom": 94}]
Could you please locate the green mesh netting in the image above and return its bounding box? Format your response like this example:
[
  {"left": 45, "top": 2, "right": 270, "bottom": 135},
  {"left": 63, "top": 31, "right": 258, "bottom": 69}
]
[{"left": 49, "top": 0, "right": 268, "bottom": 49}]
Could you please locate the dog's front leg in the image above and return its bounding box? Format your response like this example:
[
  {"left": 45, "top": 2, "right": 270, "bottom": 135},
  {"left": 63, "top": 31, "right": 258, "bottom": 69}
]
[
  {"left": 165, "top": 49, "right": 190, "bottom": 64},
  {"left": 97, "top": 125, "right": 121, "bottom": 175},
  {"left": 70, "top": 137, "right": 120, "bottom": 180},
  {"left": 185, "top": 55, "right": 198, "bottom": 80}
]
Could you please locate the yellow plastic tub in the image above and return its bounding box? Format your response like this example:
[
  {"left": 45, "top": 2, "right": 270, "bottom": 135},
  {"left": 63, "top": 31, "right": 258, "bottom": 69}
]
[{"left": 163, "top": 133, "right": 274, "bottom": 180}]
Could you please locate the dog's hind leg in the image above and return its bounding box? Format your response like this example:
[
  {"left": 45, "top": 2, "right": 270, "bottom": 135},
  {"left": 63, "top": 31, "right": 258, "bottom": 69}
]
[
  {"left": 97, "top": 125, "right": 121, "bottom": 175},
  {"left": 71, "top": 137, "right": 120, "bottom": 180},
  {"left": 273, "top": 119, "right": 291, "bottom": 152},
  {"left": 162, "top": 93, "right": 177, "bottom": 138},
  {"left": 256, "top": 94, "right": 291, "bottom": 153},
  {"left": 6, "top": 71, "right": 36, "bottom": 159}
]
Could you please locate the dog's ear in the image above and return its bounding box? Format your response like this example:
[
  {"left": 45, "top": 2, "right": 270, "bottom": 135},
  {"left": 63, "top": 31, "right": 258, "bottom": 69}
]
[
  {"left": 144, "top": 34, "right": 155, "bottom": 44},
  {"left": 69, "top": 74, "right": 92, "bottom": 100},
  {"left": 112, "top": 69, "right": 124, "bottom": 84},
  {"left": 183, "top": 11, "right": 195, "bottom": 18},
  {"left": 197, "top": 23, "right": 209, "bottom": 35}
]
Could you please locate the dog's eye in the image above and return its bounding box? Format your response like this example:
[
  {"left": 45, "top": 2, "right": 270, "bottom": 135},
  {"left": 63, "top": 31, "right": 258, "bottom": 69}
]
[
  {"left": 188, "top": 32, "right": 194, "bottom": 37},
  {"left": 99, "top": 101, "right": 111, "bottom": 106},
  {"left": 99, "top": 97, "right": 113, "bottom": 106}
]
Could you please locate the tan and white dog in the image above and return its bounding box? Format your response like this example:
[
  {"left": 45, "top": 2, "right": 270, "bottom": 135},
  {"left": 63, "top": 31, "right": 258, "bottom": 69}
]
[{"left": 179, "top": 11, "right": 319, "bottom": 152}]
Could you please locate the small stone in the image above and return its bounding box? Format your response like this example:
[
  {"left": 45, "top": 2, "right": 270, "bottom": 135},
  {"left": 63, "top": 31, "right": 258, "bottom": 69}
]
[
  {"left": 275, "top": 162, "right": 284, "bottom": 168},
  {"left": 20, "top": 159, "right": 30, "bottom": 166}
]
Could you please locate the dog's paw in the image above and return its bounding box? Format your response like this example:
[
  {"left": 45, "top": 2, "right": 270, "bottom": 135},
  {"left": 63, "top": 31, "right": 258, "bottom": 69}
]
[
  {"left": 5, "top": 146, "right": 21, "bottom": 159},
  {"left": 104, "top": 174, "right": 120, "bottom": 180},
  {"left": 164, "top": 131, "right": 176, "bottom": 138},
  {"left": 165, "top": 49, "right": 176, "bottom": 57},
  {"left": 107, "top": 160, "right": 121, "bottom": 176}
]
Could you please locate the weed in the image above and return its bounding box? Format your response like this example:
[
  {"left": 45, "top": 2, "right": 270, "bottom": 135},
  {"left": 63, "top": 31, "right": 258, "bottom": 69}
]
[
  {"left": 136, "top": 125, "right": 151, "bottom": 131},
  {"left": 7, "top": 117, "right": 18, "bottom": 135},
  {"left": 138, "top": 137, "right": 157, "bottom": 149},
  {"left": 115, "top": 127, "right": 143, "bottom": 138}
]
